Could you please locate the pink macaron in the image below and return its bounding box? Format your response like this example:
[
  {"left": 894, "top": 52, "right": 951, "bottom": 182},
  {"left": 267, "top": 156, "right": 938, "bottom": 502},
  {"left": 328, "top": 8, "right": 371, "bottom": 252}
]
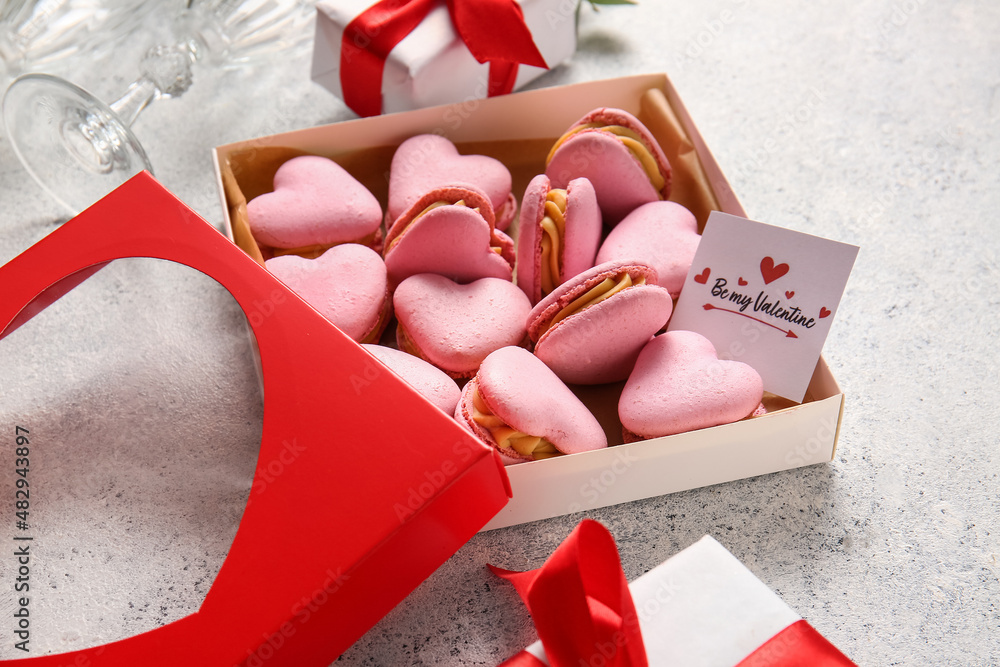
[
  {"left": 526, "top": 260, "right": 674, "bottom": 385},
  {"left": 455, "top": 346, "right": 607, "bottom": 464},
  {"left": 388, "top": 134, "right": 517, "bottom": 231},
  {"left": 247, "top": 155, "right": 383, "bottom": 256},
  {"left": 545, "top": 107, "right": 671, "bottom": 226},
  {"left": 596, "top": 201, "right": 701, "bottom": 299},
  {"left": 516, "top": 174, "right": 602, "bottom": 305},
  {"left": 394, "top": 274, "right": 532, "bottom": 379},
  {"left": 619, "top": 330, "right": 764, "bottom": 441},
  {"left": 265, "top": 243, "right": 391, "bottom": 343},
  {"left": 383, "top": 185, "right": 515, "bottom": 289},
  {"left": 362, "top": 344, "right": 461, "bottom": 415}
]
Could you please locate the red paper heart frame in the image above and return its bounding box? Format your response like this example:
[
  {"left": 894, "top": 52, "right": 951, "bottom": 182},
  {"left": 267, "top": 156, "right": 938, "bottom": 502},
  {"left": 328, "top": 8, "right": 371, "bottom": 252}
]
[{"left": 0, "top": 173, "right": 510, "bottom": 666}]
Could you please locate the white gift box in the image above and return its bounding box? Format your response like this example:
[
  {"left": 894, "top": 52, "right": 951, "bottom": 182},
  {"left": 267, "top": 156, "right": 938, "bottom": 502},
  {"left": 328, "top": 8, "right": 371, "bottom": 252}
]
[
  {"left": 312, "top": 0, "right": 578, "bottom": 115},
  {"left": 514, "top": 535, "right": 852, "bottom": 666}
]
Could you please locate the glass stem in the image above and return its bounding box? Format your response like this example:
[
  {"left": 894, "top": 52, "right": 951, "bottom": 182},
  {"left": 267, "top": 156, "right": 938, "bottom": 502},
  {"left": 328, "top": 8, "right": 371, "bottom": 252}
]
[{"left": 108, "top": 76, "right": 159, "bottom": 128}]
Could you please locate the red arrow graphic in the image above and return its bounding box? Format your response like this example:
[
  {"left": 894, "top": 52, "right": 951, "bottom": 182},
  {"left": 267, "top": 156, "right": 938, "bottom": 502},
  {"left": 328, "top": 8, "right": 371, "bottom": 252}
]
[{"left": 702, "top": 303, "right": 798, "bottom": 338}]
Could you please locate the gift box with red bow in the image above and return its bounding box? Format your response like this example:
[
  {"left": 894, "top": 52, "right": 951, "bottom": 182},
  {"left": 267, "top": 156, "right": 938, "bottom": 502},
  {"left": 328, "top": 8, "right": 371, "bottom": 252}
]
[
  {"left": 311, "top": 0, "right": 577, "bottom": 116},
  {"left": 492, "top": 520, "right": 856, "bottom": 667}
]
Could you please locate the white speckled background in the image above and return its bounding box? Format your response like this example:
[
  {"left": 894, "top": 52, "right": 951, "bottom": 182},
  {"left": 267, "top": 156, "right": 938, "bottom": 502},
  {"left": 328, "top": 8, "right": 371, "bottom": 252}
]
[{"left": 1, "top": 0, "right": 998, "bottom": 665}]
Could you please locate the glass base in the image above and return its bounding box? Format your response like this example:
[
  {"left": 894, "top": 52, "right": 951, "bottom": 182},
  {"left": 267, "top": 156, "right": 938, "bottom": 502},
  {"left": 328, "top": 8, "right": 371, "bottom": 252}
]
[{"left": 3, "top": 73, "right": 153, "bottom": 215}]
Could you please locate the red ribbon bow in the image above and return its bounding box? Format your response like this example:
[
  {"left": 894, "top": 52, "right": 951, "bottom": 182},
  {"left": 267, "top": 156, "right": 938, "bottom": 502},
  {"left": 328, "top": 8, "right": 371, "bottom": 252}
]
[
  {"left": 490, "top": 521, "right": 858, "bottom": 667},
  {"left": 341, "top": 0, "right": 549, "bottom": 117},
  {"left": 489, "top": 519, "right": 648, "bottom": 667}
]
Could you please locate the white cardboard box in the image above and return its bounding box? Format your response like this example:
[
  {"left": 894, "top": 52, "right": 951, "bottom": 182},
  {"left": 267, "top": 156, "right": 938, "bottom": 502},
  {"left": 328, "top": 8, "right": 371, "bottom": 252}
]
[{"left": 212, "top": 73, "right": 845, "bottom": 530}]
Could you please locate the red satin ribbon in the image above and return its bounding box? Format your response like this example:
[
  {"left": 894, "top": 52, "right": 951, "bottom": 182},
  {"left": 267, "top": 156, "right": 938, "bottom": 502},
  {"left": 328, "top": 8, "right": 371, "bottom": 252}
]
[
  {"left": 340, "top": 0, "right": 548, "bottom": 117},
  {"left": 490, "top": 519, "right": 648, "bottom": 667},
  {"left": 736, "top": 619, "right": 857, "bottom": 667},
  {"left": 491, "top": 520, "right": 857, "bottom": 667}
]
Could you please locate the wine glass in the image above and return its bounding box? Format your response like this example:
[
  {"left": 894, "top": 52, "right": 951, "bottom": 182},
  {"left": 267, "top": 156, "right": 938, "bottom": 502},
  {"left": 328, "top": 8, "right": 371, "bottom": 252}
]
[
  {"left": 2, "top": 0, "right": 316, "bottom": 215},
  {"left": 0, "top": 0, "right": 156, "bottom": 82}
]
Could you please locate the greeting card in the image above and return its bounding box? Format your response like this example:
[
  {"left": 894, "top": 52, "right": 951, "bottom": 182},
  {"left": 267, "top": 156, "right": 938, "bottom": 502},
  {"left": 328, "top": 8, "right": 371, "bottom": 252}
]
[{"left": 669, "top": 212, "right": 858, "bottom": 402}]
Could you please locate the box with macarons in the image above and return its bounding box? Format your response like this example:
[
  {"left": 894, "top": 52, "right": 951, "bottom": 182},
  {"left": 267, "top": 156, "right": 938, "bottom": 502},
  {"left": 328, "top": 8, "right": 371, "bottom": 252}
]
[{"left": 214, "top": 73, "right": 845, "bottom": 529}]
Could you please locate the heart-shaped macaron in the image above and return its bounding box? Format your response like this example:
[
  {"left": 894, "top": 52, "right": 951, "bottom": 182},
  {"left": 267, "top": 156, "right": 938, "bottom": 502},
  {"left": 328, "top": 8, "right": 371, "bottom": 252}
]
[
  {"left": 619, "top": 330, "right": 764, "bottom": 440},
  {"left": 247, "top": 155, "right": 383, "bottom": 251},
  {"left": 527, "top": 260, "right": 674, "bottom": 385},
  {"left": 362, "top": 344, "right": 461, "bottom": 415},
  {"left": 265, "top": 243, "right": 390, "bottom": 343},
  {"left": 383, "top": 185, "right": 514, "bottom": 289},
  {"left": 546, "top": 108, "right": 672, "bottom": 226},
  {"left": 596, "top": 201, "right": 701, "bottom": 299},
  {"left": 516, "top": 174, "right": 602, "bottom": 305},
  {"left": 394, "top": 274, "right": 532, "bottom": 379},
  {"left": 455, "top": 346, "right": 607, "bottom": 464},
  {"left": 388, "top": 134, "right": 517, "bottom": 231}
]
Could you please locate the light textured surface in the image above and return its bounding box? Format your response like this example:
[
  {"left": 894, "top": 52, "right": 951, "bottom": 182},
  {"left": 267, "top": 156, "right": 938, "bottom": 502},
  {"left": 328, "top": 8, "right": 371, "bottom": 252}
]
[{"left": 0, "top": 0, "right": 998, "bottom": 665}]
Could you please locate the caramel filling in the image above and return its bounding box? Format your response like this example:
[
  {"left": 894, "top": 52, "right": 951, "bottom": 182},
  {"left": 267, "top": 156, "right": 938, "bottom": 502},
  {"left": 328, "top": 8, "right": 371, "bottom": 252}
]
[
  {"left": 389, "top": 199, "right": 502, "bottom": 255},
  {"left": 471, "top": 388, "right": 561, "bottom": 460},
  {"left": 537, "top": 271, "right": 646, "bottom": 338},
  {"left": 270, "top": 229, "right": 381, "bottom": 259},
  {"left": 546, "top": 122, "right": 666, "bottom": 194},
  {"left": 538, "top": 189, "right": 568, "bottom": 296}
]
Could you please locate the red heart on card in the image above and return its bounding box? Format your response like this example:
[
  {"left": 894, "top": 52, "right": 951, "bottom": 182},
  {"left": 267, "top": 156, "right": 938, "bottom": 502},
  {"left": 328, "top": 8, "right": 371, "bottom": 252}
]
[
  {"left": 388, "top": 134, "right": 514, "bottom": 228},
  {"left": 738, "top": 277, "right": 748, "bottom": 286},
  {"left": 694, "top": 267, "right": 710, "bottom": 284},
  {"left": 394, "top": 274, "right": 531, "bottom": 378},
  {"left": 760, "top": 256, "right": 789, "bottom": 284},
  {"left": 247, "top": 155, "right": 383, "bottom": 250},
  {"left": 620, "top": 331, "right": 764, "bottom": 439},
  {"left": 819, "top": 306, "right": 831, "bottom": 318},
  {"left": 785, "top": 290, "right": 795, "bottom": 299}
]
